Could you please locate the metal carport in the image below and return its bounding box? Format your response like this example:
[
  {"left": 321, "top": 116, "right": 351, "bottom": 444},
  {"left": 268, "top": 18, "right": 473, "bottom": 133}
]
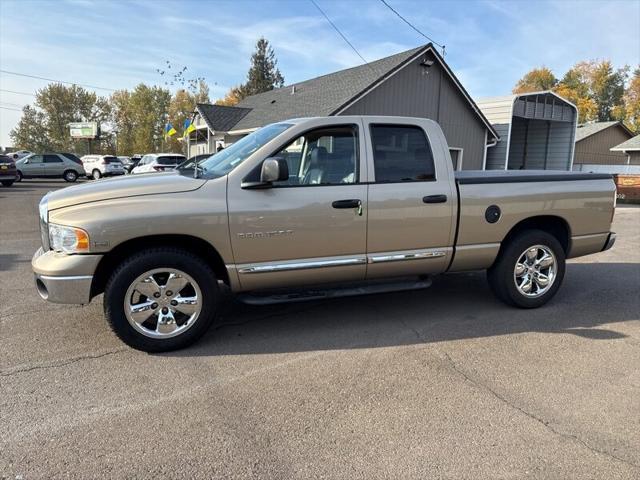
[{"left": 477, "top": 91, "right": 578, "bottom": 170}]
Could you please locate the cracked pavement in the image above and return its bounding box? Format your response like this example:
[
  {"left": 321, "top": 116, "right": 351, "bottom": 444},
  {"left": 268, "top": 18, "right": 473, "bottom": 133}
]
[{"left": 1, "top": 180, "right": 639, "bottom": 479}]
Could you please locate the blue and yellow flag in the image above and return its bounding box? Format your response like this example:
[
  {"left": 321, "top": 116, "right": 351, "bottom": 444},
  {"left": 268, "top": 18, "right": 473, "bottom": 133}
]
[
  {"left": 165, "top": 123, "right": 177, "bottom": 139},
  {"left": 183, "top": 118, "right": 196, "bottom": 138}
]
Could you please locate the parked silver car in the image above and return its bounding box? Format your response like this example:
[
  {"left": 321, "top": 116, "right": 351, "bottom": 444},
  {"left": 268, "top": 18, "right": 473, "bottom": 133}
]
[{"left": 15, "top": 153, "right": 84, "bottom": 182}]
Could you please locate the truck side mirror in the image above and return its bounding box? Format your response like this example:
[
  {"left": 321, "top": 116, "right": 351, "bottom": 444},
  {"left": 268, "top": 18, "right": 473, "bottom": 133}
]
[{"left": 260, "top": 158, "right": 289, "bottom": 183}]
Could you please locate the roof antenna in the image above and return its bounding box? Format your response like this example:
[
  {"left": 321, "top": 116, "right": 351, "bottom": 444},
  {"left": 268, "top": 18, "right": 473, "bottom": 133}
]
[{"left": 442, "top": 45, "right": 446, "bottom": 57}]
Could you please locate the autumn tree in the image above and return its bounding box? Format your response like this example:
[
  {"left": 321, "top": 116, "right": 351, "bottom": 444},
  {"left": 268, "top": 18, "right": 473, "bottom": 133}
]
[
  {"left": 622, "top": 68, "right": 640, "bottom": 133},
  {"left": 513, "top": 67, "right": 558, "bottom": 94},
  {"left": 110, "top": 84, "right": 171, "bottom": 154},
  {"left": 513, "top": 61, "right": 630, "bottom": 124},
  {"left": 10, "top": 83, "right": 111, "bottom": 153},
  {"left": 216, "top": 37, "right": 284, "bottom": 106}
]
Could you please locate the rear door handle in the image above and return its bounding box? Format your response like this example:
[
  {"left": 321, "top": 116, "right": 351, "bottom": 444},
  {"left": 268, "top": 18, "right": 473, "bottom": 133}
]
[
  {"left": 332, "top": 199, "right": 361, "bottom": 209},
  {"left": 422, "top": 194, "right": 447, "bottom": 204}
]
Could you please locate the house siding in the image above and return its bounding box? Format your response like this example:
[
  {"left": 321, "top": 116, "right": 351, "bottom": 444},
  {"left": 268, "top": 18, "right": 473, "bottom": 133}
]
[
  {"left": 574, "top": 125, "right": 633, "bottom": 165},
  {"left": 340, "top": 55, "right": 488, "bottom": 170}
]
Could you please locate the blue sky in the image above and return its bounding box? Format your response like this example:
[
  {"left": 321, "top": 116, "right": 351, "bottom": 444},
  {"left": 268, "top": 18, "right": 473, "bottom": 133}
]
[{"left": 1, "top": 0, "right": 639, "bottom": 147}]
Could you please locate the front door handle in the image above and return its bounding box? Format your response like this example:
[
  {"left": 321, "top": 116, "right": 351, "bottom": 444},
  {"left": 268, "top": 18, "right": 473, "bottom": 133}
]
[
  {"left": 332, "top": 199, "right": 361, "bottom": 209},
  {"left": 422, "top": 194, "right": 447, "bottom": 204}
]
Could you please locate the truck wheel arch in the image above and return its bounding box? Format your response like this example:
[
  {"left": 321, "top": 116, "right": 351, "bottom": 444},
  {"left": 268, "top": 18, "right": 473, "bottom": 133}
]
[
  {"left": 90, "top": 235, "right": 230, "bottom": 299},
  {"left": 499, "top": 216, "right": 571, "bottom": 258}
]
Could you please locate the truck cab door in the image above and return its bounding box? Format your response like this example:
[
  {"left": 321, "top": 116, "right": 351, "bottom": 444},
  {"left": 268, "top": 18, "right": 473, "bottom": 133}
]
[
  {"left": 227, "top": 121, "right": 367, "bottom": 291},
  {"left": 362, "top": 119, "right": 457, "bottom": 278}
]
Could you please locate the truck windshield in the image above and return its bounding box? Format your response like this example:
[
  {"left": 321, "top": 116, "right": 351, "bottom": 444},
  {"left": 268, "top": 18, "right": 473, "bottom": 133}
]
[{"left": 181, "top": 123, "right": 292, "bottom": 178}]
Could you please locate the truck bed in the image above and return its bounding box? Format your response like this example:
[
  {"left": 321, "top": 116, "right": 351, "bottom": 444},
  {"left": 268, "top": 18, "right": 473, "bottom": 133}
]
[{"left": 448, "top": 170, "right": 616, "bottom": 272}]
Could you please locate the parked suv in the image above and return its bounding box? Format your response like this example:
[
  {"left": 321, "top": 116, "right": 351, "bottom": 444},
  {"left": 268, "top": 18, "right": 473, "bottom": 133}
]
[
  {"left": 82, "top": 155, "right": 126, "bottom": 179},
  {"left": 15, "top": 153, "right": 84, "bottom": 182},
  {"left": 131, "top": 153, "right": 185, "bottom": 174},
  {"left": 0, "top": 154, "right": 18, "bottom": 186}
]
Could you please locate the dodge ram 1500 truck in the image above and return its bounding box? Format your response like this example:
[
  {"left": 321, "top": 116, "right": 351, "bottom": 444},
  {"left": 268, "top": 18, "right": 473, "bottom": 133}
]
[{"left": 32, "top": 116, "right": 617, "bottom": 352}]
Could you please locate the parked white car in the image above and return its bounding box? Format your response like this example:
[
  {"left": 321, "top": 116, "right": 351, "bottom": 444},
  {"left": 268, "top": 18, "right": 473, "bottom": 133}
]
[
  {"left": 131, "top": 153, "right": 186, "bottom": 174},
  {"left": 9, "top": 150, "right": 32, "bottom": 161},
  {"left": 81, "top": 155, "right": 126, "bottom": 180}
]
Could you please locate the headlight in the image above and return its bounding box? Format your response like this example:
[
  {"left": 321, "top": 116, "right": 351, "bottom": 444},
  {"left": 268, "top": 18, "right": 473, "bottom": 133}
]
[
  {"left": 38, "top": 196, "right": 49, "bottom": 250},
  {"left": 48, "top": 224, "right": 90, "bottom": 253}
]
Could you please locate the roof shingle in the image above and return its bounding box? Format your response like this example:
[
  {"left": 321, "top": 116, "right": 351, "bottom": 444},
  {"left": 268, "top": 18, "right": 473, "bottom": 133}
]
[
  {"left": 230, "top": 46, "right": 425, "bottom": 130},
  {"left": 611, "top": 134, "right": 640, "bottom": 151},
  {"left": 196, "top": 103, "right": 251, "bottom": 132},
  {"left": 575, "top": 121, "right": 622, "bottom": 142}
]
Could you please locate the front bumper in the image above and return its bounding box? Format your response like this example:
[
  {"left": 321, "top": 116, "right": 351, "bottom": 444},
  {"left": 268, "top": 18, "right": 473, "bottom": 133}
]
[
  {"left": 602, "top": 232, "right": 616, "bottom": 252},
  {"left": 32, "top": 248, "right": 102, "bottom": 304},
  {"left": 0, "top": 173, "right": 17, "bottom": 180}
]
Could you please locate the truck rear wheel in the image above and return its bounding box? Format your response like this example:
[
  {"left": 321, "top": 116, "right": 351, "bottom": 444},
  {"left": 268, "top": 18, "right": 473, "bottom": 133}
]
[
  {"left": 487, "top": 229, "right": 565, "bottom": 308},
  {"left": 104, "top": 248, "right": 218, "bottom": 352}
]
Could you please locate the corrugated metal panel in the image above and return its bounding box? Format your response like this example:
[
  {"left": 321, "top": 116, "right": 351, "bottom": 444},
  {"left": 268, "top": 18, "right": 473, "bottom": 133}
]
[
  {"left": 342, "top": 55, "right": 488, "bottom": 170},
  {"left": 507, "top": 117, "right": 574, "bottom": 170},
  {"left": 485, "top": 123, "right": 509, "bottom": 169},
  {"left": 574, "top": 124, "right": 633, "bottom": 165}
]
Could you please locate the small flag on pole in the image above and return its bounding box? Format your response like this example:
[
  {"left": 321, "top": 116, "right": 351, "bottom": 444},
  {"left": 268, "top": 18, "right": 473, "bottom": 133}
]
[
  {"left": 165, "top": 123, "right": 177, "bottom": 139},
  {"left": 183, "top": 118, "right": 196, "bottom": 138}
]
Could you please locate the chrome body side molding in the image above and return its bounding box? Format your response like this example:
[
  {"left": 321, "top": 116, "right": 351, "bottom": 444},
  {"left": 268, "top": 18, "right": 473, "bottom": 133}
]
[
  {"left": 368, "top": 251, "right": 445, "bottom": 263},
  {"left": 236, "top": 248, "right": 447, "bottom": 274},
  {"left": 238, "top": 256, "right": 367, "bottom": 274}
]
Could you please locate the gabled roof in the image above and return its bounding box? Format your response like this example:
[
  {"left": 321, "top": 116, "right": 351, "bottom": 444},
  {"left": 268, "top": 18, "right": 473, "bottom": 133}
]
[
  {"left": 575, "top": 121, "right": 632, "bottom": 142},
  {"left": 230, "top": 46, "right": 424, "bottom": 131},
  {"left": 195, "top": 103, "right": 251, "bottom": 132},
  {"left": 611, "top": 134, "right": 640, "bottom": 152},
  {"left": 224, "top": 43, "right": 498, "bottom": 140}
]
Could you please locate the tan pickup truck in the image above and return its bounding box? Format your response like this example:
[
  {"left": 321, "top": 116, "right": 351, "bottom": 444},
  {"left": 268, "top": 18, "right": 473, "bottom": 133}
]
[{"left": 32, "top": 116, "right": 617, "bottom": 351}]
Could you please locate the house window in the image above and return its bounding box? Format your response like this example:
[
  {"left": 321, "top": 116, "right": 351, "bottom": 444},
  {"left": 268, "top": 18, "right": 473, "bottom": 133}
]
[{"left": 449, "top": 148, "right": 463, "bottom": 171}]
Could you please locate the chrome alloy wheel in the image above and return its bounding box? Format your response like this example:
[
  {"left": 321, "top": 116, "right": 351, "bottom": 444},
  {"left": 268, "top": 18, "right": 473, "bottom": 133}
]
[
  {"left": 513, "top": 245, "right": 557, "bottom": 298},
  {"left": 124, "top": 268, "right": 202, "bottom": 339}
]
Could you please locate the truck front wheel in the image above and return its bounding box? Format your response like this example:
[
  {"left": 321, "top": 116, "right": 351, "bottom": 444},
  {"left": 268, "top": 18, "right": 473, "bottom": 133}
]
[
  {"left": 104, "top": 248, "right": 219, "bottom": 352},
  {"left": 487, "top": 230, "right": 565, "bottom": 308}
]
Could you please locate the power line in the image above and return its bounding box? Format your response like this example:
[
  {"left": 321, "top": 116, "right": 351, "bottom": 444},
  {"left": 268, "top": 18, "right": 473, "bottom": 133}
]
[
  {"left": 0, "top": 89, "right": 36, "bottom": 97},
  {"left": 378, "top": 0, "right": 446, "bottom": 54},
  {"left": 0, "top": 70, "right": 116, "bottom": 92},
  {"left": 0, "top": 102, "right": 25, "bottom": 108},
  {"left": 0, "top": 106, "right": 23, "bottom": 112},
  {"left": 309, "top": 0, "right": 371, "bottom": 67}
]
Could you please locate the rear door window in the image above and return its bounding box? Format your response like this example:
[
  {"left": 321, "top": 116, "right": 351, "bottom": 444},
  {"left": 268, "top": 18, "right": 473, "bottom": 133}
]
[
  {"left": 370, "top": 125, "right": 435, "bottom": 182},
  {"left": 44, "top": 154, "right": 63, "bottom": 163}
]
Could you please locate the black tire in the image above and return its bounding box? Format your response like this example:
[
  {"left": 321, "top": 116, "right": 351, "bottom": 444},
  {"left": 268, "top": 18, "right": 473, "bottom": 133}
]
[
  {"left": 487, "top": 229, "right": 565, "bottom": 308},
  {"left": 16, "top": 171, "right": 23, "bottom": 182},
  {"left": 92, "top": 169, "right": 102, "bottom": 180},
  {"left": 104, "top": 248, "right": 219, "bottom": 352},
  {"left": 1, "top": 180, "right": 15, "bottom": 187},
  {"left": 63, "top": 170, "right": 78, "bottom": 182}
]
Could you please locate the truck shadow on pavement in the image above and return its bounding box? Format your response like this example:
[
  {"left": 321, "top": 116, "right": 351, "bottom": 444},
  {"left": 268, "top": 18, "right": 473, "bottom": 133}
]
[{"left": 164, "top": 262, "right": 640, "bottom": 357}]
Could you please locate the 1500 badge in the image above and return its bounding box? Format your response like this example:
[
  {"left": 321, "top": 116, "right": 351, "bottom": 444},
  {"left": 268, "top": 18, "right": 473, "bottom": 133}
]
[{"left": 237, "top": 230, "right": 294, "bottom": 239}]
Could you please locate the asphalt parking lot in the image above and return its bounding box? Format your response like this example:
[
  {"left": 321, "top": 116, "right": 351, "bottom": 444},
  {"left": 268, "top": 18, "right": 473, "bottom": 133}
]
[{"left": 1, "top": 179, "right": 639, "bottom": 479}]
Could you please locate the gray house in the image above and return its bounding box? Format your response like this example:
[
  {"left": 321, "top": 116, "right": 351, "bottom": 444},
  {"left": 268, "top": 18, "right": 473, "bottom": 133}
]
[
  {"left": 188, "top": 43, "right": 499, "bottom": 170},
  {"left": 572, "top": 121, "right": 634, "bottom": 172},
  {"left": 611, "top": 134, "right": 640, "bottom": 168},
  {"left": 476, "top": 92, "right": 578, "bottom": 170}
]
